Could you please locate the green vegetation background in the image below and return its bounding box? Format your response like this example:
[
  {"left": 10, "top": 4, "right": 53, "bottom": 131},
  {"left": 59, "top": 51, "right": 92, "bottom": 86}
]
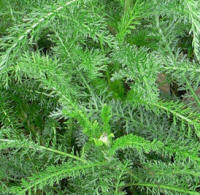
[{"left": 1, "top": 0, "right": 200, "bottom": 194}]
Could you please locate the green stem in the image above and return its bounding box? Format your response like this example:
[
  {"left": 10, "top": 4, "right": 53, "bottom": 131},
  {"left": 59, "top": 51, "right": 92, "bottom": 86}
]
[
  {"left": 38, "top": 145, "right": 87, "bottom": 163},
  {"left": 124, "top": 0, "right": 134, "bottom": 14},
  {"left": 122, "top": 183, "right": 199, "bottom": 195},
  {"left": 0, "top": 139, "right": 87, "bottom": 163}
]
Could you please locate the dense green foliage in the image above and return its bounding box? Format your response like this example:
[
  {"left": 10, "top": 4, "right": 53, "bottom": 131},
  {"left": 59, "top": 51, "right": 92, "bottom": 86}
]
[{"left": 1, "top": 0, "right": 200, "bottom": 194}]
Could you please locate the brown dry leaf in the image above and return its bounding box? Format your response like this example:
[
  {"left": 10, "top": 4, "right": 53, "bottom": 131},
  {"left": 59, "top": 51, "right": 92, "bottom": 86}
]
[
  {"left": 107, "top": 25, "right": 117, "bottom": 35},
  {"left": 156, "top": 73, "right": 171, "bottom": 96},
  {"left": 195, "top": 87, "right": 200, "bottom": 96},
  {"left": 35, "top": 189, "right": 43, "bottom": 195}
]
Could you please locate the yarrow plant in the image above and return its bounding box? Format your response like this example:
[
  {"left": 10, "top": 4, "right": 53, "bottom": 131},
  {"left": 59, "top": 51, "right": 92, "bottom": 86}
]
[{"left": 1, "top": 0, "right": 200, "bottom": 194}]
